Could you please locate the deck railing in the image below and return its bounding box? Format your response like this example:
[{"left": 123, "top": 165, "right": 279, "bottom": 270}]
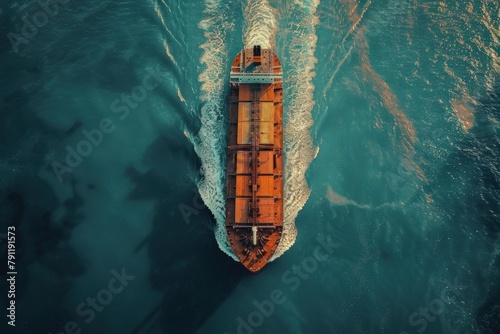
[{"left": 230, "top": 72, "right": 282, "bottom": 84}]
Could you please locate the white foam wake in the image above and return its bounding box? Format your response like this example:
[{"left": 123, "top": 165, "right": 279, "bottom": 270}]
[
  {"left": 195, "top": 0, "right": 237, "bottom": 260},
  {"left": 243, "top": 0, "right": 278, "bottom": 49},
  {"left": 195, "top": 0, "right": 320, "bottom": 262},
  {"left": 272, "top": 0, "right": 320, "bottom": 260}
]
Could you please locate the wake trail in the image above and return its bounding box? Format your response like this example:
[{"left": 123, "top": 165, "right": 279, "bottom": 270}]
[
  {"left": 194, "top": 0, "right": 321, "bottom": 261},
  {"left": 194, "top": 0, "right": 237, "bottom": 260},
  {"left": 272, "top": 0, "right": 321, "bottom": 259},
  {"left": 243, "top": 0, "right": 278, "bottom": 49}
]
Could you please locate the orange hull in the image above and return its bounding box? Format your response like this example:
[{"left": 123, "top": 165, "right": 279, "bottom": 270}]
[{"left": 225, "top": 46, "right": 283, "bottom": 272}]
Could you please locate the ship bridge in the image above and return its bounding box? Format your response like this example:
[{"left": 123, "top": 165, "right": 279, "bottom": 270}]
[{"left": 230, "top": 45, "right": 282, "bottom": 84}]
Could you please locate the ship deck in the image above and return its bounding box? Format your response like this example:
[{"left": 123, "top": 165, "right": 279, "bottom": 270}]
[{"left": 225, "top": 46, "right": 283, "bottom": 272}]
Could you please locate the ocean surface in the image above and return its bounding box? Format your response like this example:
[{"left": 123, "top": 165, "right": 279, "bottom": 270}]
[{"left": 0, "top": 0, "right": 499, "bottom": 333}]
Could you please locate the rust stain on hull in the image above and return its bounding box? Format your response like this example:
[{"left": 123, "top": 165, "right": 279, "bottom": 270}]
[{"left": 226, "top": 46, "right": 283, "bottom": 272}]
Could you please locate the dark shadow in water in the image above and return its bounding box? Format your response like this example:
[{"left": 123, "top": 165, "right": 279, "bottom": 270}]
[
  {"left": 0, "top": 98, "right": 87, "bottom": 334},
  {"left": 124, "top": 129, "right": 249, "bottom": 334},
  {"left": 431, "top": 80, "right": 500, "bottom": 333},
  {"left": 0, "top": 46, "right": 88, "bottom": 331},
  {"left": 469, "top": 82, "right": 500, "bottom": 334},
  {"left": 431, "top": 84, "right": 499, "bottom": 235}
]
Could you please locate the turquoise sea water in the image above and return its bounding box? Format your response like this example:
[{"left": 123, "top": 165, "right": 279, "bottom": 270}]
[{"left": 0, "top": 0, "right": 499, "bottom": 333}]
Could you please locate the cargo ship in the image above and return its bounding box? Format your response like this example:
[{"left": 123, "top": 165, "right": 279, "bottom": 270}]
[{"left": 225, "top": 45, "right": 283, "bottom": 272}]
